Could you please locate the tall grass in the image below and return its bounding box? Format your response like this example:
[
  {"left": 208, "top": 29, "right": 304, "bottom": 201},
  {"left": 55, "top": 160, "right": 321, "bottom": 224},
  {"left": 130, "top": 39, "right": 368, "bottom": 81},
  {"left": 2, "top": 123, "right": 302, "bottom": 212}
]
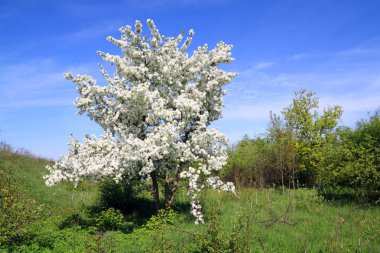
[{"left": 200, "top": 188, "right": 380, "bottom": 252}]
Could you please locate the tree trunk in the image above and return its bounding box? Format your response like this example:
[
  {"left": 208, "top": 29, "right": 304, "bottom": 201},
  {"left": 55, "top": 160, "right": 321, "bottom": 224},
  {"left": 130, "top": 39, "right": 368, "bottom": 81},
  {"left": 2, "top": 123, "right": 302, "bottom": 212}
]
[
  {"left": 150, "top": 171, "right": 160, "bottom": 212},
  {"left": 292, "top": 151, "right": 296, "bottom": 190},
  {"left": 281, "top": 165, "right": 285, "bottom": 195},
  {"left": 164, "top": 170, "right": 181, "bottom": 209}
]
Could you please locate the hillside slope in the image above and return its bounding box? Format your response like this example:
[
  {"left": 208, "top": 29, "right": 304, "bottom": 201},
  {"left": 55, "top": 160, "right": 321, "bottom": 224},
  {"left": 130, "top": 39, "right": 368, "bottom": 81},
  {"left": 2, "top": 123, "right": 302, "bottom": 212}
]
[{"left": 0, "top": 144, "right": 97, "bottom": 214}]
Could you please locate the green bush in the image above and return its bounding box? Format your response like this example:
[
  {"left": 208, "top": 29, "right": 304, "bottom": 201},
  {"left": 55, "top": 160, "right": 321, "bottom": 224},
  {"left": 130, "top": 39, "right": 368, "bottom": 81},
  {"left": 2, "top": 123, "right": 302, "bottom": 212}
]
[
  {"left": 222, "top": 136, "right": 277, "bottom": 188},
  {"left": 96, "top": 208, "right": 126, "bottom": 231},
  {"left": 318, "top": 110, "right": 380, "bottom": 202},
  {"left": 96, "top": 179, "right": 158, "bottom": 225},
  {"left": 98, "top": 179, "right": 136, "bottom": 211},
  {"left": 143, "top": 209, "right": 175, "bottom": 230},
  {"left": 193, "top": 205, "right": 257, "bottom": 253}
]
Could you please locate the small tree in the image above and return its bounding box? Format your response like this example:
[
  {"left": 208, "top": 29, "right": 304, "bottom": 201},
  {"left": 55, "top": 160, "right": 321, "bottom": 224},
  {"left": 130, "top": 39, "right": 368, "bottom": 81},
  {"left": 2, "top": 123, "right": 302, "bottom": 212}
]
[
  {"left": 281, "top": 89, "right": 343, "bottom": 187},
  {"left": 268, "top": 111, "right": 296, "bottom": 191},
  {"left": 44, "top": 20, "right": 236, "bottom": 223}
]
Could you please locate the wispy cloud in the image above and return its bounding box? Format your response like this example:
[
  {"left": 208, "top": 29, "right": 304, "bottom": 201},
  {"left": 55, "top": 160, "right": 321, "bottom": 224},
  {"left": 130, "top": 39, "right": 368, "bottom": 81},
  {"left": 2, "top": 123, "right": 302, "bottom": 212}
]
[
  {"left": 370, "top": 77, "right": 380, "bottom": 88},
  {"left": 225, "top": 65, "right": 297, "bottom": 106},
  {"left": 289, "top": 53, "right": 308, "bottom": 60},
  {"left": 0, "top": 58, "right": 96, "bottom": 108},
  {"left": 57, "top": 2, "right": 120, "bottom": 17},
  {"left": 320, "top": 93, "right": 380, "bottom": 114},
  {"left": 223, "top": 100, "right": 290, "bottom": 121},
  {"left": 0, "top": 98, "right": 72, "bottom": 108},
  {"left": 0, "top": 21, "right": 122, "bottom": 62},
  {"left": 336, "top": 48, "right": 379, "bottom": 57},
  {"left": 223, "top": 53, "right": 380, "bottom": 129},
  {"left": 56, "top": 21, "right": 122, "bottom": 43},
  {"left": 253, "top": 61, "right": 274, "bottom": 70}
]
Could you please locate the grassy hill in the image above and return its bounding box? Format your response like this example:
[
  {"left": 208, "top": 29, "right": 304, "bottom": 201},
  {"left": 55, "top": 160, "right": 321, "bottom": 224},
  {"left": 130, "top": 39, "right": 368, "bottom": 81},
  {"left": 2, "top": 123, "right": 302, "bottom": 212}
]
[
  {"left": 1, "top": 144, "right": 380, "bottom": 252},
  {"left": 0, "top": 144, "right": 97, "bottom": 214}
]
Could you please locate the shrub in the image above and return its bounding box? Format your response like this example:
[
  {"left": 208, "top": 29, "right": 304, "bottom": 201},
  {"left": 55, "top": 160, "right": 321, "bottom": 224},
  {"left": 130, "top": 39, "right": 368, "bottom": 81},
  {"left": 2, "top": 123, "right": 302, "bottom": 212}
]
[
  {"left": 222, "top": 136, "right": 276, "bottom": 188},
  {"left": 194, "top": 205, "right": 256, "bottom": 253},
  {"left": 143, "top": 209, "right": 175, "bottom": 230},
  {"left": 318, "top": 110, "right": 380, "bottom": 202},
  {"left": 96, "top": 208, "right": 126, "bottom": 231},
  {"left": 98, "top": 179, "right": 137, "bottom": 212}
]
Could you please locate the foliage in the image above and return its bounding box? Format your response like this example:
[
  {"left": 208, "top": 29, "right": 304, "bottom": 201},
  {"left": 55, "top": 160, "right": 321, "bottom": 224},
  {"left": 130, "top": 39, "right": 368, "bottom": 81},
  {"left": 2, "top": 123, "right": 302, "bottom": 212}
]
[
  {"left": 143, "top": 209, "right": 175, "bottom": 230},
  {"left": 223, "top": 90, "right": 342, "bottom": 189},
  {"left": 222, "top": 136, "right": 276, "bottom": 188},
  {"left": 0, "top": 160, "right": 43, "bottom": 245},
  {"left": 280, "top": 89, "right": 343, "bottom": 187},
  {"left": 97, "top": 179, "right": 138, "bottom": 212},
  {"left": 95, "top": 179, "right": 164, "bottom": 227},
  {"left": 268, "top": 111, "right": 297, "bottom": 190},
  {"left": 95, "top": 208, "right": 127, "bottom": 231},
  {"left": 142, "top": 208, "right": 197, "bottom": 252},
  {"left": 318, "top": 109, "right": 380, "bottom": 202},
  {"left": 194, "top": 206, "right": 255, "bottom": 253},
  {"left": 196, "top": 207, "right": 230, "bottom": 252},
  {"left": 44, "top": 19, "right": 236, "bottom": 223}
]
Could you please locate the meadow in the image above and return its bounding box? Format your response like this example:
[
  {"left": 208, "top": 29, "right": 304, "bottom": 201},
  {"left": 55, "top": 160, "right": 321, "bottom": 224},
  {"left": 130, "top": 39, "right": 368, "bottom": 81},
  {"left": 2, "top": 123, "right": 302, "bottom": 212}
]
[{"left": 1, "top": 145, "right": 379, "bottom": 252}]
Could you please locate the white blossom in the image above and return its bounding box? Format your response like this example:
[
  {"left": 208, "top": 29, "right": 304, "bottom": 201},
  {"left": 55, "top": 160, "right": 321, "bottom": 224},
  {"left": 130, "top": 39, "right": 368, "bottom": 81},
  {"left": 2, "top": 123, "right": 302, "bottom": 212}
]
[{"left": 44, "top": 19, "right": 237, "bottom": 223}]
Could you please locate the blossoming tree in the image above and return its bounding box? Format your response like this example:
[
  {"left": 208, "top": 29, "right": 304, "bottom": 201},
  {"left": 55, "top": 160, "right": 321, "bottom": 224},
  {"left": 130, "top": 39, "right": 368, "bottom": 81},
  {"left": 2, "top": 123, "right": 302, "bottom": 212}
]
[{"left": 44, "top": 19, "right": 236, "bottom": 223}]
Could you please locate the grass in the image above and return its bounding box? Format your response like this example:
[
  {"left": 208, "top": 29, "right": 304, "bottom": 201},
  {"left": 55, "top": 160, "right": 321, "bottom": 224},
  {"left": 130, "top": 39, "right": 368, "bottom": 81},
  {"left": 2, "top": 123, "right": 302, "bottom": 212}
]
[
  {"left": 201, "top": 189, "right": 380, "bottom": 252},
  {"left": 1, "top": 146, "right": 379, "bottom": 252},
  {"left": 0, "top": 146, "right": 98, "bottom": 215}
]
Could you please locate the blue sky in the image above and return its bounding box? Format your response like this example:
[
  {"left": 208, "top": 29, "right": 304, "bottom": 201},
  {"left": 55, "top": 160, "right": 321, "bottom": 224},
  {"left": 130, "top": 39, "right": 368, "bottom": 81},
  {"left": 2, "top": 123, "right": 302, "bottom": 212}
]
[{"left": 1, "top": 0, "right": 380, "bottom": 159}]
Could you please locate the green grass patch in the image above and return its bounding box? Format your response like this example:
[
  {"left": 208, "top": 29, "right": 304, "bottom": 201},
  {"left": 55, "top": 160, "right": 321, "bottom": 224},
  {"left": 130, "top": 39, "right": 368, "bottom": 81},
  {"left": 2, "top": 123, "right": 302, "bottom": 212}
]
[
  {"left": 0, "top": 148, "right": 98, "bottom": 215},
  {"left": 1, "top": 147, "right": 379, "bottom": 252}
]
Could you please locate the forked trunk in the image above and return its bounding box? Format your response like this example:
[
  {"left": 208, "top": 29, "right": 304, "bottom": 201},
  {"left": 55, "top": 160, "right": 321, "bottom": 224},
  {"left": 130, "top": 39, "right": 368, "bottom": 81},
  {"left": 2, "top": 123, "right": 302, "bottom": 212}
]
[{"left": 164, "top": 169, "right": 182, "bottom": 209}]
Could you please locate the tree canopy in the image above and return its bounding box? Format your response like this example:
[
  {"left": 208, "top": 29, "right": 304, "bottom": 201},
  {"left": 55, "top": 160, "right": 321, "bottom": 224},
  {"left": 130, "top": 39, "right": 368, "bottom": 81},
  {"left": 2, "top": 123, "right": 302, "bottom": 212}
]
[{"left": 44, "top": 19, "right": 236, "bottom": 223}]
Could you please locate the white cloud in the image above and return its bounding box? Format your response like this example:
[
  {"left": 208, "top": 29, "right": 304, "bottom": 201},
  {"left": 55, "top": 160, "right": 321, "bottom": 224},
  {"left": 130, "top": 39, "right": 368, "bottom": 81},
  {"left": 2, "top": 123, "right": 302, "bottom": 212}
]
[
  {"left": 320, "top": 93, "right": 380, "bottom": 114},
  {"left": 57, "top": 22, "right": 120, "bottom": 43},
  {"left": 223, "top": 100, "right": 289, "bottom": 121},
  {"left": 289, "top": 53, "right": 308, "bottom": 60},
  {"left": 337, "top": 48, "right": 378, "bottom": 57},
  {"left": 0, "top": 98, "right": 72, "bottom": 108},
  {"left": 223, "top": 55, "right": 380, "bottom": 129},
  {"left": 0, "top": 59, "right": 97, "bottom": 108},
  {"left": 252, "top": 61, "right": 274, "bottom": 70},
  {"left": 370, "top": 77, "right": 380, "bottom": 88}
]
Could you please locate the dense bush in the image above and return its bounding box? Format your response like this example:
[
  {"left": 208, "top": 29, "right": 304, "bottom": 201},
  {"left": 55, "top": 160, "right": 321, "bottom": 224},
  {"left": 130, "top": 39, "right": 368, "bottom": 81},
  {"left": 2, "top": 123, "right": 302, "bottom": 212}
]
[
  {"left": 96, "top": 208, "right": 128, "bottom": 231},
  {"left": 98, "top": 179, "right": 138, "bottom": 212},
  {"left": 96, "top": 179, "right": 158, "bottom": 225},
  {"left": 318, "top": 110, "right": 380, "bottom": 202},
  {"left": 222, "top": 136, "right": 276, "bottom": 188}
]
